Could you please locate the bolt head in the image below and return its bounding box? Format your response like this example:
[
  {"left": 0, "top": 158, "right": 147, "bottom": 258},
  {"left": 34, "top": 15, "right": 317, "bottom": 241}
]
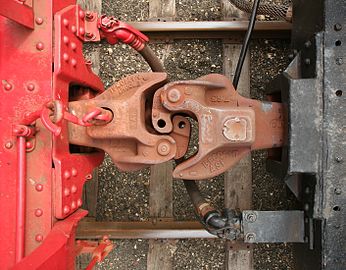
[
  {"left": 335, "top": 156, "right": 343, "bottom": 163},
  {"left": 334, "top": 23, "right": 342, "bottom": 31},
  {"left": 36, "top": 42, "right": 44, "bottom": 51},
  {"left": 27, "top": 83, "right": 35, "bottom": 91},
  {"left": 35, "top": 208, "right": 43, "bottom": 217},
  {"left": 304, "top": 58, "right": 311, "bottom": 65},
  {"left": 35, "top": 184, "right": 43, "bottom": 192},
  {"left": 63, "top": 18, "right": 69, "bottom": 26},
  {"left": 334, "top": 188, "right": 342, "bottom": 195},
  {"left": 71, "top": 185, "right": 77, "bottom": 193},
  {"left": 5, "top": 141, "right": 13, "bottom": 149},
  {"left": 167, "top": 88, "right": 182, "bottom": 103},
  {"left": 245, "top": 212, "right": 257, "bottom": 223},
  {"left": 63, "top": 205, "right": 70, "bottom": 214},
  {"left": 71, "top": 58, "right": 77, "bottom": 67},
  {"left": 4, "top": 83, "right": 12, "bottom": 91},
  {"left": 26, "top": 141, "right": 33, "bottom": 148},
  {"left": 63, "top": 53, "right": 69, "bottom": 62},
  {"left": 64, "top": 188, "right": 70, "bottom": 197},
  {"left": 35, "top": 234, "right": 43, "bottom": 242},
  {"left": 35, "top": 17, "right": 43, "bottom": 25},
  {"left": 79, "top": 27, "right": 85, "bottom": 35},
  {"left": 71, "top": 201, "right": 77, "bottom": 209},
  {"left": 157, "top": 142, "right": 171, "bottom": 156},
  {"left": 245, "top": 233, "right": 256, "bottom": 242},
  {"left": 70, "top": 42, "right": 77, "bottom": 51},
  {"left": 64, "top": 170, "right": 71, "bottom": 179},
  {"left": 71, "top": 168, "right": 78, "bottom": 176}
]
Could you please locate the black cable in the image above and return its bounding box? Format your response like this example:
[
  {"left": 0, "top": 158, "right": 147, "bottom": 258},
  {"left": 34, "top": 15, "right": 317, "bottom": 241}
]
[{"left": 233, "top": 0, "right": 261, "bottom": 89}]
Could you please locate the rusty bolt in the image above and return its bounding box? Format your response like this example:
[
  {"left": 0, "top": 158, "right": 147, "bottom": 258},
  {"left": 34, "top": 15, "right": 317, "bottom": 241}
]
[
  {"left": 27, "top": 83, "right": 35, "bottom": 91},
  {"left": 36, "top": 42, "right": 44, "bottom": 51},
  {"left": 5, "top": 141, "right": 13, "bottom": 149},
  {"left": 245, "top": 233, "right": 256, "bottom": 242},
  {"left": 35, "top": 184, "right": 43, "bottom": 192},
  {"left": 245, "top": 212, "right": 257, "bottom": 223},
  {"left": 167, "top": 88, "right": 182, "bottom": 103},
  {"left": 157, "top": 142, "right": 170, "bottom": 156},
  {"left": 35, "top": 208, "right": 43, "bottom": 217},
  {"left": 35, "top": 17, "right": 43, "bottom": 25},
  {"left": 35, "top": 234, "right": 43, "bottom": 242}
]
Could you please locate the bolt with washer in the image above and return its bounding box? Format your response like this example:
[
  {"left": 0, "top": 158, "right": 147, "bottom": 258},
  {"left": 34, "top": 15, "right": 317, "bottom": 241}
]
[
  {"left": 167, "top": 88, "right": 182, "bottom": 103},
  {"left": 245, "top": 212, "right": 257, "bottom": 223},
  {"left": 245, "top": 233, "right": 256, "bottom": 242},
  {"left": 157, "top": 142, "right": 171, "bottom": 156}
]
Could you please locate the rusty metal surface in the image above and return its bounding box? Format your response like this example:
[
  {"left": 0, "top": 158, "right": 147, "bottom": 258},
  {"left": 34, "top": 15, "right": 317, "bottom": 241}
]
[
  {"left": 160, "top": 74, "right": 284, "bottom": 180},
  {"left": 77, "top": 219, "right": 215, "bottom": 239}
]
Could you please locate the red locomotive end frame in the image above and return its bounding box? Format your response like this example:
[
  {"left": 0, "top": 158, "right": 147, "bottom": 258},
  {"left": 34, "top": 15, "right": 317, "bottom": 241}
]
[{"left": 0, "top": 1, "right": 111, "bottom": 268}]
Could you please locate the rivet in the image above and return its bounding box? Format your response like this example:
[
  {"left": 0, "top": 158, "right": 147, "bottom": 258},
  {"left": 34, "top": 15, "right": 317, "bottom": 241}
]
[
  {"left": 70, "top": 42, "right": 77, "bottom": 51},
  {"left": 63, "top": 205, "right": 70, "bottom": 214},
  {"left": 334, "top": 23, "right": 342, "bottom": 31},
  {"left": 4, "top": 83, "right": 12, "bottom": 91},
  {"left": 77, "top": 199, "right": 82, "bottom": 207},
  {"left": 79, "top": 10, "right": 85, "bottom": 19},
  {"left": 304, "top": 41, "right": 312, "bottom": 48},
  {"left": 64, "top": 188, "right": 70, "bottom": 197},
  {"left": 245, "top": 233, "right": 256, "bottom": 242},
  {"left": 5, "top": 141, "right": 13, "bottom": 149},
  {"left": 334, "top": 188, "right": 342, "bottom": 195},
  {"left": 35, "top": 234, "right": 43, "bottom": 242},
  {"left": 71, "top": 168, "right": 77, "bottom": 176},
  {"left": 63, "top": 18, "right": 69, "bottom": 27},
  {"left": 71, "top": 185, "right": 77, "bottom": 193},
  {"left": 304, "top": 58, "right": 311, "bottom": 65},
  {"left": 35, "top": 208, "right": 43, "bottom": 217},
  {"left": 335, "top": 156, "right": 343, "bottom": 163},
  {"left": 71, "top": 25, "right": 77, "bottom": 33},
  {"left": 63, "top": 53, "right": 69, "bottom": 62},
  {"left": 35, "top": 17, "right": 43, "bottom": 25},
  {"left": 63, "top": 36, "right": 69, "bottom": 44},
  {"left": 86, "top": 11, "right": 94, "bottom": 20},
  {"left": 35, "top": 184, "right": 43, "bottom": 192},
  {"left": 27, "top": 83, "right": 35, "bottom": 91},
  {"left": 304, "top": 203, "right": 309, "bottom": 211},
  {"left": 26, "top": 141, "right": 33, "bottom": 148},
  {"left": 63, "top": 170, "right": 71, "bottom": 179},
  {"left": 167, "top": 88, "right": 182, "bottom": 103},
  {"left": 71, "top": 201, "right": 77, "bottom": 209},
  {"left": 79, "top": 27, "right": 85, "bottom": 35},
  {"left": 71, "top": 59, "right": 77, "bottom": 67},
  {"left": 336, "top": 58, "right": 343, "bottom": 65},
  {"left": 36, "top": 42, "right": 44, "bottom": 51},
  {"left": 157, "top": 142, "right": 170, "bottom": 156}
]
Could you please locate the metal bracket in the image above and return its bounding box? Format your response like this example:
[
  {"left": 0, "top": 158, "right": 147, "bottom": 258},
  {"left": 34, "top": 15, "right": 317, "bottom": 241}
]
[{"left": 242, "top": 211, "right": 305, "bottom": 243}]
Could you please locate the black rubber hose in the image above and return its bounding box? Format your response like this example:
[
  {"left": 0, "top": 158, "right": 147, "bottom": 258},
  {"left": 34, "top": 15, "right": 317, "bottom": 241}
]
[
  {"left": 139, "top": 45, "right": 165, "bottom": 72},
  {"left": 233, "top": 0, "right": 261, "bottom": 89},
  {"left": 183, "top": 180, "right": 226, "bottom": 229}
]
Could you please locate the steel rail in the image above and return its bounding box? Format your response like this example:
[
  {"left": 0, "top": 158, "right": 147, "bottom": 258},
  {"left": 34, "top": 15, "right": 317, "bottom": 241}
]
[
  {"left": 129, "top": 21, "right": 291, "bottom": 39},
  {"left": 77, "top": 219, "right": 215, "bottom": 239}
]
